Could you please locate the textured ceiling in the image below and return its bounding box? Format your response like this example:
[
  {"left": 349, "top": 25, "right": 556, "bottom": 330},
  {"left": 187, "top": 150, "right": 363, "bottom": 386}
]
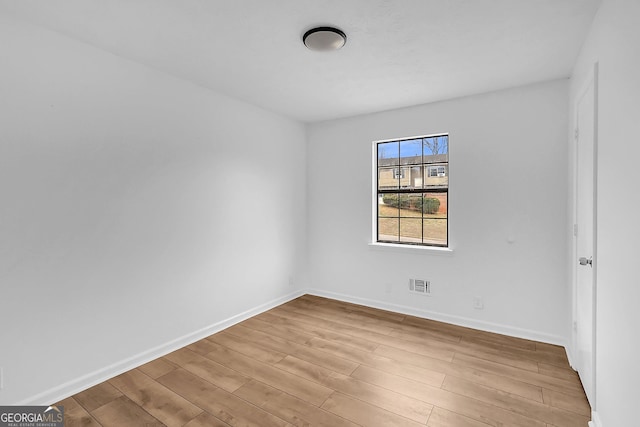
[{"left": 0, "top": 0, "right": 600, "bottom": 122}]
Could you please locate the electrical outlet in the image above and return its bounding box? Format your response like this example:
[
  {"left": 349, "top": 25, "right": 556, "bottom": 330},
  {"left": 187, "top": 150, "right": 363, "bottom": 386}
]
[
  {"left": 1, "top": 367, "right": 4, "bottom": 390},
  {"left": 473, "top": 296, "right": 484, "bottom": 310},
  {"left": 288, "top": 276, "right": 294, "bottom": 288}
]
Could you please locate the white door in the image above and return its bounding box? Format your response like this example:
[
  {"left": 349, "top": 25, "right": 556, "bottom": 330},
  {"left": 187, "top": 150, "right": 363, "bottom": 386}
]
[{"left": 575, "top": 64, "right": 597, "bottom": 407}]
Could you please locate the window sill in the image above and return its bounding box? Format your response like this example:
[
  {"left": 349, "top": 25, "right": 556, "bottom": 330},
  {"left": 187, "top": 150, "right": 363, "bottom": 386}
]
[{"left": 368, "top": 242, "right": 454, "bottom": 255}]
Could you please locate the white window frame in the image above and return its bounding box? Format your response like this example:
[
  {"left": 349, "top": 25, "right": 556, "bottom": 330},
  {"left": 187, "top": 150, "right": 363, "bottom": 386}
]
[{"left": 371, "top": 133, "right": 452, "bottom": 251}]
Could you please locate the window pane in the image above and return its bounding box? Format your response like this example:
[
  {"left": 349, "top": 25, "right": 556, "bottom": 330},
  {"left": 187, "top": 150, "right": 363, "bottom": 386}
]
[
  {"left": 400, "top": 194, "right": 423, "bottom": 217},
  {"left": 381, "top": 193, "right": 410, "bottom": 212},
  {"left": 424, "top": 164, "right": 448, "bottom": 189},
  {"left": 378, "top": 167, "right": 399, "bottom": 190},
  {"left": 400, "top": 166, "right": 422, "bottom": 190},
  {"left": 423, "top": 193, "right": 447, "bottom": 218},
  {"left": 378, "top": 194, "right": 400, "bottom": 218},
  {"left": 423, "top": 219, "right": 447, "bottom": 245},
  {"left": 423, "top": 135, "right": 448, "bottom": 156},
  {"left": 378, "top": 141, "right": 399, "bottom": 166},
  {"left": 399, "top": 139, "right": 422, "bottom": 165},
  {"left": 378, "top": 218, "right": 399, "bottom": 242},
  {"left": 400, "top": 218, "right": 422, "bottom": 243},
  {"left": 423, "top": 192, "right": 447, "bottom": 245}
]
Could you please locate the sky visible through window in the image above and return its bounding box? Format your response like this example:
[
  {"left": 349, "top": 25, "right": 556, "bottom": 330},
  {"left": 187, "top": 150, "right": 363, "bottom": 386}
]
[{"left": 378, "top": 136, "right": 449, "bottom": 161}]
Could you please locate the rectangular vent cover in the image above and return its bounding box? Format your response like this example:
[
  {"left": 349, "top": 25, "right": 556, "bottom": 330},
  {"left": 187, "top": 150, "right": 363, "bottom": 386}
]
[{"left": 409, "top": 279, "right": 431, "bottom": 295}]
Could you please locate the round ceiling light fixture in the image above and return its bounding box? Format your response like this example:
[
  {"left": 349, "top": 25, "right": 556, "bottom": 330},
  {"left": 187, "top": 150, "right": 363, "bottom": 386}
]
[{"left": 303, "top": 27, "right": 347, "bottom": 51}]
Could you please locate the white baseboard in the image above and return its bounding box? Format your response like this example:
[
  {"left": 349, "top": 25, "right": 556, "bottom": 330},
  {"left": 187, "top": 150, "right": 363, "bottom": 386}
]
[
  {"left": 565, "top": 343, "right": 576, "bottom": 369},
  {"left": 305, "top": 288, "right": 568, "bottom": 347},
  {"left": 22, "top": 287, "right": 571, "bottom": 405},
  {"left": 589, "top": 411, "right": 602, "bottom": 427},
  {"left": 19, "top": 289, "right": 305, "bottom": 406}
]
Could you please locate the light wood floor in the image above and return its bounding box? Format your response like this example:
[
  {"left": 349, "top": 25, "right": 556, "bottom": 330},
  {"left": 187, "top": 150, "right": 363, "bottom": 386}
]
[{"left": 57, "top": 295, "right": 591, "bottom": 426}]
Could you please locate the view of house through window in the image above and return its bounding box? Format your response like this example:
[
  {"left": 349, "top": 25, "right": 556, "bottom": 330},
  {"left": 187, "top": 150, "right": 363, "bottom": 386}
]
[{"left": 376, "top": 134, "right": 448, "bottom": 247}]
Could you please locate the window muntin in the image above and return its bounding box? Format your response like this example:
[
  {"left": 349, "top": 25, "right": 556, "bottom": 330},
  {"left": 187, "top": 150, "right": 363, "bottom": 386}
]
[{"left": 375, "top": 134, "right": 448, "bottom": 247}]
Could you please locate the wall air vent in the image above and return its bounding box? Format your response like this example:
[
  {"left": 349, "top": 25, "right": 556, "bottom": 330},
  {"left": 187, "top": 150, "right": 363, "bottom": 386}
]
[{"left": 409, "top": 279, "right": 431, "bottom": 295}]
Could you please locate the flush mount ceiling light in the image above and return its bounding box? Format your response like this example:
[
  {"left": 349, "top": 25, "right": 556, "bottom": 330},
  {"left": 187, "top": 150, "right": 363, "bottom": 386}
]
[{"left": 303, "top": 27, "right": 347, "bottom": 51}]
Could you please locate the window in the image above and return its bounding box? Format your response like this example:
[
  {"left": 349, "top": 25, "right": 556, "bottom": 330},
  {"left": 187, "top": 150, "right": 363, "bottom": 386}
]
[
  {"left": 393, "top": 168, "right": 406, "bottom": 179},
  {"left": 375, "top": 134, "right": 449, "bottom": 247},
  {"left": 428, "top": 165, "right": 447, "bottom": 177}
]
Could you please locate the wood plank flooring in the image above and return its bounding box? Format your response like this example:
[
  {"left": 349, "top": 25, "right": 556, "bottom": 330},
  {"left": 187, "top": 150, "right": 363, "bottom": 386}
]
[{"left": 56, "top": 295, "right": 591, "bottom": 426}]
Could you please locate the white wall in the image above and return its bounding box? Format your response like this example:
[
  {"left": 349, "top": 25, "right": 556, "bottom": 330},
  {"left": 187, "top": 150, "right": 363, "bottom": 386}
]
[
  {"left": 307, "top": 80, "right": 570, "bottom": 343},
  {"left": 570, "top": 0, "right": 640, "bottom": 425},
  {"left": 0, "top": 14, "right": 306, "bottom": 404}
]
